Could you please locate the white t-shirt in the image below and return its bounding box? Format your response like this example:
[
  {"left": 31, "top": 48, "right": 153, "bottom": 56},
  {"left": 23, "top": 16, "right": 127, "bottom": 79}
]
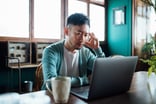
[{"left": 59, "top": 47, "right": 79, "bottom": 77}]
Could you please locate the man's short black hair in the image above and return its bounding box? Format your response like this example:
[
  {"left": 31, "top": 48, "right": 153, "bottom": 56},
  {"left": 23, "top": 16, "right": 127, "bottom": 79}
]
[{"left": 66, "top": 13, "right": 90, "bottom": 27}]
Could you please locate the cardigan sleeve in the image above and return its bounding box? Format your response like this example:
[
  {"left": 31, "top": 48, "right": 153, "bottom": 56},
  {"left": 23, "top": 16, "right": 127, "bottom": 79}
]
[
  {"left": 41, "top": 46, "right": 60, "bottom": 90},
  {"left": 93, "top": 47, "right": 105, "bottom": 57},
  {"left": 70, "top": 76, "right": 89, "bottom": 87}
]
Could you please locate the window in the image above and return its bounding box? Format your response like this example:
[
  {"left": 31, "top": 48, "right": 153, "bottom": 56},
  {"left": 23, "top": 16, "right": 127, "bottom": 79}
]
[
  {"left": 90, "top": 4, "right": 105, "bottom": 41},
  {"left": 90, "top": 0, "right": 105, "bottom": 5},
  {"left": 68, "top": 0, "right": 87, "bottom": 16},
  {"left": 68, "top": 0, "right": 105, "bottom": 41},
  {"left": 0, "top": 0, "right": 105, "bottom": 42},
  {"left": 0, "top": 0, "right": 29, "bottom": 38},
  {"left": 34, "top": 0, "right": 61, "bottom": 39}
]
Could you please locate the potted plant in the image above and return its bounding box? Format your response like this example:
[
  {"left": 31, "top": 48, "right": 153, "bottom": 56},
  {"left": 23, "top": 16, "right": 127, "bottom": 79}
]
[
  {"left": 140, "top": 37, "right": 156, "bottom": 98},
  {"left": 140, "top": 55, "right": 156, "bottom": 99},
  {"left": 141, "top": 56, "right": 156, "bottom": 98},
  {"left": 140, "top": 35, "right": 156, "bottom": 76}
]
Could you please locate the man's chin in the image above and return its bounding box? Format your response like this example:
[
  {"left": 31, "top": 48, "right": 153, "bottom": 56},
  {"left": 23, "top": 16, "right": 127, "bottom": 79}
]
[
  {"left": 75, "top": 47, "right": 81, "bottom": 50},
  {"left": 76, "top": 45, "right": 83, "bottom": 50}
]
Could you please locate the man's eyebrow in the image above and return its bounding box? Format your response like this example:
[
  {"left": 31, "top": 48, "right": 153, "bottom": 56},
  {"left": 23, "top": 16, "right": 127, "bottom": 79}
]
[{"left": 77, "top": 30, "right": 89, "bottom": 33}]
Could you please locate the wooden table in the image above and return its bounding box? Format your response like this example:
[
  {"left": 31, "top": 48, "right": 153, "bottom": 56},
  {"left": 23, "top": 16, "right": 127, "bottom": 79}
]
[
  {"left": 20, "top": 71, "right": 156, "bottom": 104},
  {"left": 20, "top": 89, "right": 86, "bottom": 104}
]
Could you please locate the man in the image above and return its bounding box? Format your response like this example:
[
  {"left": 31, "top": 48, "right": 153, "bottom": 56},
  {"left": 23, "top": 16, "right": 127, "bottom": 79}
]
[{"left": 41, "top": 13, "right": 105, "bottom": 90}]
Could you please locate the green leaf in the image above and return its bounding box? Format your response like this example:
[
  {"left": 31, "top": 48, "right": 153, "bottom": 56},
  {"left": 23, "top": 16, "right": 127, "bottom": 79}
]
[
  {"left": 151, "top": 56, "right": 156, "bottom": 60},
  {"left": 140, "top": 59, "right": 150, "bottom": 63},
  {"left": 140, "top": 55, "right": 156, "bottom": 76},
  {"left": 154, "top": 68, "right": 156, "bottom": 75},
  {"left": 148, "top": 67, "right": 153, "bottom": 77}
]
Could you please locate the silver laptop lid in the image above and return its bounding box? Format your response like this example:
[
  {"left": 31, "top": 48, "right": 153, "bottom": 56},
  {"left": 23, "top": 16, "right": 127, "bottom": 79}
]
[{"left": 88, "top": 56, "right": 138, "bottom": 99}]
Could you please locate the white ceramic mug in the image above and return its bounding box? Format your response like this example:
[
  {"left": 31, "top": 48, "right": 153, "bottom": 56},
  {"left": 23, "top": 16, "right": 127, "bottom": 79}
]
[{"left": 46, "top": 76, "right": 71, "bottom": 104}]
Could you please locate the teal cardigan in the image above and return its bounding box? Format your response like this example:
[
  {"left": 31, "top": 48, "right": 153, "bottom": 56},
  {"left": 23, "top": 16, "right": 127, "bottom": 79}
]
[{"left": 41, "top": 40, "right": 105, "bottom": 90}]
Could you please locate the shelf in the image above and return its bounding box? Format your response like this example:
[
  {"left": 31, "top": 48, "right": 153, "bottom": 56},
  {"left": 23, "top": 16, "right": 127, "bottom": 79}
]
[{"left": 8, "top": 64, "right": 39, "bottom": 69}]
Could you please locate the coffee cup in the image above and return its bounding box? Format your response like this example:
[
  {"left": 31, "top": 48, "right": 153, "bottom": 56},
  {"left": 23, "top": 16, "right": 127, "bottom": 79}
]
[{"left": 46, "top": 76, "right": 71, "bottom": 103}]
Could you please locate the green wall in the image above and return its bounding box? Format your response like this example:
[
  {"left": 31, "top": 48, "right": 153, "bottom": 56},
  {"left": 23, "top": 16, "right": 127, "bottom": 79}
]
[
  {"left": 107, "top": 0, "right": 132, "bottom": 56},
  {"left": 0, "top": 68, "right": 36, "bottom": 93}
]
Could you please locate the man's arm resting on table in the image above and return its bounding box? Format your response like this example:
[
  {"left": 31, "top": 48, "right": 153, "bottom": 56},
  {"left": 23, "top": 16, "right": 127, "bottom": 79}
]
[{"left": 70, "top": 76, "right": 89, "bottom": 87}]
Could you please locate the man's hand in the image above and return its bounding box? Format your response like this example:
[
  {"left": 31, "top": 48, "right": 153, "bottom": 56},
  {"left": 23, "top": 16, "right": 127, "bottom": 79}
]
[{"left": 84, "top": 33, "right": 99, "bottom": 49}]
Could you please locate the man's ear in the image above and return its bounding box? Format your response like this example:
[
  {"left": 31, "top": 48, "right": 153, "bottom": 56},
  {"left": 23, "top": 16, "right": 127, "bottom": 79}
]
[{"left": 64, "top": 27, "right": 68, "bottom": 36}]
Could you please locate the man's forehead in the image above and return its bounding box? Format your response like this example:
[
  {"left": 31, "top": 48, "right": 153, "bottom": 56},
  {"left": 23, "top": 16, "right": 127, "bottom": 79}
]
[{"left": 71, "top": 25, "right": 89, "bottom": 32}]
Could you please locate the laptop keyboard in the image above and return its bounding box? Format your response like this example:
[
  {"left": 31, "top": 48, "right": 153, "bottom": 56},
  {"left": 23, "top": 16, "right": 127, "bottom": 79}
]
[{"left": 71, "top": 86, "right": 90, "bottom": 98}]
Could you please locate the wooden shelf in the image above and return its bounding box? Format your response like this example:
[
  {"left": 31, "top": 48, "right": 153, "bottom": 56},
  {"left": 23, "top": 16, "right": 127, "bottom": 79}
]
[{"left": 8, "top": 64, "right": 39, "bottom": 69}]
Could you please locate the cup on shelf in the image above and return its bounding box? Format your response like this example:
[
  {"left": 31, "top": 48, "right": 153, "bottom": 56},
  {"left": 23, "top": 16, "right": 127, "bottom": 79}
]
[{"left": 22, "top": 81, "right": 33, "bottom": 93}]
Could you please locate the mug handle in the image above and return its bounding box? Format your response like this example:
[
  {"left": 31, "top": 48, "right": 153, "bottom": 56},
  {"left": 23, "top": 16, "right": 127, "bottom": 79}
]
[{"left": 45, "top": 79, "right": 53, "bottom": 94}]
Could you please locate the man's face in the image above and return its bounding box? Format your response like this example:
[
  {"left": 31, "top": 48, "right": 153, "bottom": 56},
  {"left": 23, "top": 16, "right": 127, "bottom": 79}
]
[{"left": 66, "top": 24, "right": 90, "bottom": 50}]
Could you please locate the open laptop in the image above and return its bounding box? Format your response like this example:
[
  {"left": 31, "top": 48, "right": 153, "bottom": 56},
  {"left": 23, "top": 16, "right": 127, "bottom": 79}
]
[{"left": 71, "top": 56, "right": 138, "bottom": 101}]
